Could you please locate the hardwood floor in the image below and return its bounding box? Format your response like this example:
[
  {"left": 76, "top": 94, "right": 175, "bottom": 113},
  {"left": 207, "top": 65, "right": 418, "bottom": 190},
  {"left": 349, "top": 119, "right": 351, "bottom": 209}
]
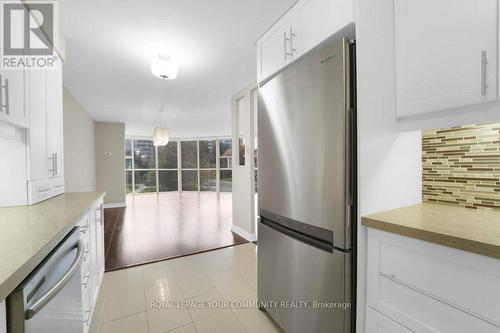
[{"left": 104, "top": 192, "right": 247, "bottom": 271}]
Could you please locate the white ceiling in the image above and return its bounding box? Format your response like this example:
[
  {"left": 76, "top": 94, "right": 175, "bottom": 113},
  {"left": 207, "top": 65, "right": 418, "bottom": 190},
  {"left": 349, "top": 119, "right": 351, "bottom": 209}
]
[{"left": 61, "top": 0, "right": 296, "bottom": 137}]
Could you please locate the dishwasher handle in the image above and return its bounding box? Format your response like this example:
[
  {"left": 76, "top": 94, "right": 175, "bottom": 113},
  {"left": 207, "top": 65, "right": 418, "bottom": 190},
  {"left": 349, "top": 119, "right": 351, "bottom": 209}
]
[{"left": 25, "top": 240, "right": 84, "bottom": 320}]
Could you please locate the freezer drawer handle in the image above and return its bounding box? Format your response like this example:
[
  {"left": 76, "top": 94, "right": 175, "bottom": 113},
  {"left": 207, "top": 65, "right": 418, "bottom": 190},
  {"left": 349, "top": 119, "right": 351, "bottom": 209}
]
[
  {"left": 261, "top": 216, "right": 334, "bottom": 253},
  {"left": 25, "top": 239, "right": 84, "bottom": 320}
]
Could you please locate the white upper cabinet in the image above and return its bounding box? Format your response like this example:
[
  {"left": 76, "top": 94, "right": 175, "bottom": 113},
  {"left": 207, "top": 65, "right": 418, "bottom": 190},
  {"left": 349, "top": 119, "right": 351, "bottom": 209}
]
[
  {"left": 258, "top": 15, "right": 296, "bottom": 81},
  {"left": 294, "top": 0, "right": 353, "bottom": 59},
  {"left": 0, "top": 68, "right": 27, "bottom": 128},
  {"left": 394, "top": 0, "right": 498, "bottom": 118},
  {"left": 27, "top": 69, "right": 48, "bottom": 181},
  {"left": 26, "top": 60, "right": 64, "bottom": 204},
  {"left": 46, "top": 60, "right": 64, "bottom": 177},
  {"left": 257, "top": 0, "right": 354, "bottom": 82}
]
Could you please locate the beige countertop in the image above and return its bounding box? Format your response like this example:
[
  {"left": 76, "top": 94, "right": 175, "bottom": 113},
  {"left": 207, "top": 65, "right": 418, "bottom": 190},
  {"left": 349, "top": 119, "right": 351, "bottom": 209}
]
[
  {"left": 362, "top": 203, "right": 500, "bottom": 259},
  {"left": 361, "top": 203, "right": 500, "bottom": 259},
  {"left": 0, "top": 191, "right": 105, "bottom": 301}
]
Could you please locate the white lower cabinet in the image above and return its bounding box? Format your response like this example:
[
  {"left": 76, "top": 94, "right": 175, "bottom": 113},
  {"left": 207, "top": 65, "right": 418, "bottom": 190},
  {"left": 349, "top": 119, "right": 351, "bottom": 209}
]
[
  {"left": 77, "top": 198, "right": 105, "bottom": 333},
  {"left": 366, "top": 306, "right": 411, "bottom": 333},
  {"left": 367, "top": 228, "right": 500, "bottom": 333}
]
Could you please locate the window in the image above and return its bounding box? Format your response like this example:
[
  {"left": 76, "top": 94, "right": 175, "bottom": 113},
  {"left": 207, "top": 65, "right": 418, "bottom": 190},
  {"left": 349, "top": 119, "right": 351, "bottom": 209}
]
[
  {"left": 220, "top": 170, "right": 232, "bottom": 192},
  {"left": 134, "top": 140, "right": 156, "bottom": 169},
  {"left": 180, "top": 141, "right": 198, "bottom": 191},
  {"left": 132, "top": 139, "right": 156, "bottom": 193},
  {"left": 126, "top": 170, "right": 133, "bottom": 194},
  {"left": 182, "top": 170, "right": 198, "bottom": 191},
  {"left": 199, "top": 140, "right": 216, "bottom": 192},
  {"left": 159, "top": 170, "right": 178, "bottom": 191},
  {"left": 200, "top": 170, "right": 216, "bottom": 191},
  {"left": 219, "top": 138, "right": 232, "bottom": 192},
  {"left": 134, "top": 170, "right": 156, "bottom": 193},
  {"left": 125, "top": 137, "right": 232, "bottom": 194},
  {"left": 199, "top": 140, "right": 216, "bottom": 168},
  {"left": 158, "top": 142, "right": 178, "bottom": 192},
  {"left": 219, "top": 139, "right": 232, "bottom": 168},
  {"left": 181, "top": 141, "right": 197, "bottom": 169},
  {"left": 158, "top": 142, "right": 177, "bottom": 169}
]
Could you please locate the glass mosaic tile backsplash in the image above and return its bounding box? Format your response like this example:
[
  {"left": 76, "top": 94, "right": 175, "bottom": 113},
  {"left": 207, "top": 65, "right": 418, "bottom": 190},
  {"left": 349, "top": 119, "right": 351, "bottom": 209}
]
[{"left": 422, "top": 122, "right": 500, "bottom": 210}]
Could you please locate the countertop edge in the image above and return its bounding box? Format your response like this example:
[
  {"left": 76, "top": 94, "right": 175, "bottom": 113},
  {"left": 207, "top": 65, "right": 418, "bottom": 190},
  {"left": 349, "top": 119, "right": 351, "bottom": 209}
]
[
  {"left": 361, "top": 216, "right": 500, "bottom": 260},
  {"left": 0, "top": 192, "right": 105, "bottom": 302}
]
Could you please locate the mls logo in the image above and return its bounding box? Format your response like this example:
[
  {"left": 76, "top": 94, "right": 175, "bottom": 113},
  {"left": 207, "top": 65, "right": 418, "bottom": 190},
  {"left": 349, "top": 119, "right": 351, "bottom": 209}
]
[{"left": 2, "top": 1, "right": 54, "bottom": 56}]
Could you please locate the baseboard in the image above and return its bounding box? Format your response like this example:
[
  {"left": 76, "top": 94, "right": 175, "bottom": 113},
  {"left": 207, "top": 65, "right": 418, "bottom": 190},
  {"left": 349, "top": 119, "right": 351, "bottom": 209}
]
[
  {"left": 103, "top": 202, "right": 126, "bottom": 209},
  {"left": 231, "top": 225, "right": 257, "bottom": 242}
]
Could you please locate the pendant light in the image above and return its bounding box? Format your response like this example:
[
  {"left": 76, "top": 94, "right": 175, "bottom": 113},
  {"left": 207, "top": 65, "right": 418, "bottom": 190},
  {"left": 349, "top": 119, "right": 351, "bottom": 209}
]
[{"left": 153, "top": 110, "right": 169, "bottom": 146}]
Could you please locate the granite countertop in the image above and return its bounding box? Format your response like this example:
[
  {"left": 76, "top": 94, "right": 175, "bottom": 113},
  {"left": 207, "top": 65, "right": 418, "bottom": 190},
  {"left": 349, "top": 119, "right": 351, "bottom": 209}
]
[
  {"left": 0, "top": 191, "right": 105, "bottom": 301},
  {"left": 362, "top": 203, "right": 500, "bottom": 259}
]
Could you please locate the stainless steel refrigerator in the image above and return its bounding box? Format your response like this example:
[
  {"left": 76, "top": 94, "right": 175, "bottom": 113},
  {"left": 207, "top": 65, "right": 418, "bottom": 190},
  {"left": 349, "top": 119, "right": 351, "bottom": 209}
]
[{"left": 257, "top": 37, "right": 356, "bottom": 333}]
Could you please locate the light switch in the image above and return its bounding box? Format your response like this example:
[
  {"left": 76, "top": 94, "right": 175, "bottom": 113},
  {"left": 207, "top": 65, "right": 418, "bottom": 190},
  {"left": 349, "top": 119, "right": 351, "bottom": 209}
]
[{"left": 104, "top": 151, "right": 112, "bottom": 156}]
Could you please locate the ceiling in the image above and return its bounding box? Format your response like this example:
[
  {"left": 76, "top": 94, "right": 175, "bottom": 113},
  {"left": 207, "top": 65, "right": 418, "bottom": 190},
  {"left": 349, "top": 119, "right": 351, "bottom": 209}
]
[{"left": 61, "top": 0, "right": 296, "bottom": 137}]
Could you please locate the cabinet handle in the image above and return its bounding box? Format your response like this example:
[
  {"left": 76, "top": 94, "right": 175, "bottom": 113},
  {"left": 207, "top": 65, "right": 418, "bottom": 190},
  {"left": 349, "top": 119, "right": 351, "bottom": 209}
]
[
  {"left": 0, "top": 75, "right": 6, "bottom": 115},
  {"left": 82, "top": 273, "right": 90, "bottom": 288},
  {"left": 4, "top": 78, "right": 9, "bottom": 115},
  {"left": 289, "top": 27, "right": 296, "bottom": 56},
  {"left": 0, "top": 75, "right": 2, "bottom": 114},
  {"left": 380, "top": 272, "right": 500, "bottom": 328},
  {"left": 48, "top": 153, "right": 56, "bottom": 175},
  {"left": 481, "top": 50, "right": 487, "bottom": 96},
  {"left": 283, "top": 32, "right": 291, "bottom": 61}
]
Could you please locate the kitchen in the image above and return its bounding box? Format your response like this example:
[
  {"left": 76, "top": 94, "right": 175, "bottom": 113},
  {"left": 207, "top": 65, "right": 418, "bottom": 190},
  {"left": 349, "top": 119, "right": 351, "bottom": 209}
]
[{"left": 1, "top": 0, "right": 500, "bottom": 332}]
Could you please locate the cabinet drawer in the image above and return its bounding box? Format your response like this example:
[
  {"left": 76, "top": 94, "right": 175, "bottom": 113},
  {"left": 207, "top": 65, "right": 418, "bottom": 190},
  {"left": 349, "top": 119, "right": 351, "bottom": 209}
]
[
  {"left": 367, "top": 228, "right": 500, "bottom": 332},
  {"left": 27, "top": 179, "right": 53, "bottom": 204},
  {"left": 366, "top": 306, "right": 412, "bottom": 333},
  {"left": 49, "top": 176, "right": 64, "bottom": 195}
]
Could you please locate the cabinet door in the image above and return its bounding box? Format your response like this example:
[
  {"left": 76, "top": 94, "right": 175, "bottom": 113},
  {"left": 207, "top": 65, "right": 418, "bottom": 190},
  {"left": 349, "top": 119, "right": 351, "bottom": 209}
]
[
  {"left": 0, "top": 68, "right": 27, "bottom": 128},
  {"left": 395, "top": 0, "right": 497, "bottom": 117},
  {"left": 95, "top": 203, "right": 105, "bottom": 277},
  {"left": 294, "top": 0, "right": 354, "bottom": 59},
  {"left": 46, "top": 60, "right": 64, "bottom": 177},
  {"left": 27, "top": 69, "right": 49, "bottom": 181},
  {"left": 258, "top": 16, "right": 294, "bottom": 81},
  {"left": 88, "top": 207, "right": 98, "bottom": 304}
]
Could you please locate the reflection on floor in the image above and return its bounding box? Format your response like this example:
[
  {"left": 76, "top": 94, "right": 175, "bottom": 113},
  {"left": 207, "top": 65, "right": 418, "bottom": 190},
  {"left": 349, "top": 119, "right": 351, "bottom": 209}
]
[
  {"left": 104, "top": 192, "right": 247, "bottom": 271},
  {"left": 90, "top": 243, "right": 282, "bottom": 333}
]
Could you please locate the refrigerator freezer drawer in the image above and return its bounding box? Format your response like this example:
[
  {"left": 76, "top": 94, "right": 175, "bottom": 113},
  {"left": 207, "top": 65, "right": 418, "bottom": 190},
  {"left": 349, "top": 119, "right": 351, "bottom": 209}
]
[{"left": 258, "top": 222, "right": 351, "bottom": 333}]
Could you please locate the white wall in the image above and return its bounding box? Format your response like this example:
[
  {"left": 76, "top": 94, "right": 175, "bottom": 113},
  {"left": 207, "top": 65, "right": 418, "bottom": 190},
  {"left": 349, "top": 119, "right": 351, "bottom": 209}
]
[
  {"left": 63, "top": 88, "right": 96, "bottom": 192},
  {"left": 95, "top": 122, "right": 125, "bottom": 207},
  {"left": 0, "top": 124, "right": 27, "bottom": 207},
  {"left": 355, "top": 0, "right": 423, "bottom": 331}
]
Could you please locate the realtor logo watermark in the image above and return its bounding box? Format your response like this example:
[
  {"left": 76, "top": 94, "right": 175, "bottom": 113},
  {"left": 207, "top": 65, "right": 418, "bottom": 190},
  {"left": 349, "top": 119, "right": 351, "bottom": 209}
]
[{"left": 1, "top": 1, "right": 58, "bottom": 69}]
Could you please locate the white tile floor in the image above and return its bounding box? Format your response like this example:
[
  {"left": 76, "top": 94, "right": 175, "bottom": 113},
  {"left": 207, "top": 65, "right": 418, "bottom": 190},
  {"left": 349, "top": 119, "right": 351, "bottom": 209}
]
[{"left": 90, "top": 243, "right": 282, "bottom": 333}]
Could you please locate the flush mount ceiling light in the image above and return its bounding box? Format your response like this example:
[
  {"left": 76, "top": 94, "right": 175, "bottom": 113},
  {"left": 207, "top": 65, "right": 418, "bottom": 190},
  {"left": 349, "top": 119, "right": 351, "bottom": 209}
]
[
  {"left": 150, "top": 54, "right": 178, "bottom": 80},
  {"left": 153, "top": 110, "right": 169, "bottom": 146}
]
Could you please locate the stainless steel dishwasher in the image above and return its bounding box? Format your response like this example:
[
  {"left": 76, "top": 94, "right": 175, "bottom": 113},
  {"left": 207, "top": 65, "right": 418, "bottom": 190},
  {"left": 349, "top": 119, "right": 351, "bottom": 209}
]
[{"left": 6, "top": 227, "right": 84, "bottom": 333}]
